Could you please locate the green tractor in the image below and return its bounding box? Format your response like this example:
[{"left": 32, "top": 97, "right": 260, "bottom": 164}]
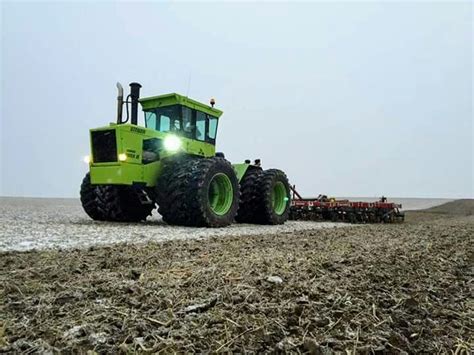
[{"left": 80, "top": 82, "right": 291, "bottom": 227}]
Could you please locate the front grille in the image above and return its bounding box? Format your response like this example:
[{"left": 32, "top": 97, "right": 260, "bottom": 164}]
[{"left": 91, "top": 130, "right": 117, "bottom": 163}]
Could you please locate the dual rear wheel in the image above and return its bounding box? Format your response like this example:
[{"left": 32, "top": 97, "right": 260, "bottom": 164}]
[
  {"left": 155, "top": 156, "right": 240, "bottom": 227},
  {"left": 236, "top": 168, "right": 291, "bottom": 225}
]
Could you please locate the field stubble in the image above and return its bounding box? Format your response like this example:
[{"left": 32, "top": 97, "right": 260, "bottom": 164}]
[{"left": 0, "top": 204, "right": 473, "bottom": 353}]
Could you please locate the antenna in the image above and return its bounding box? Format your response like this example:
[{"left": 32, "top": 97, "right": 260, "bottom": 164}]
[{"left": 186, "top": 71, "right": 192, "bottom": 97}]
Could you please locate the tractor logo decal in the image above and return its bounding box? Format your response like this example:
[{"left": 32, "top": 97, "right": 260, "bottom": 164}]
[{"left": 130, "top": 127, "right": 146, "bottom": 134}]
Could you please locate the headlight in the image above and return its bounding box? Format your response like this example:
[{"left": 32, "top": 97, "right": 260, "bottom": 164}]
[
  {"left": 118, "top": 153, "right": 127, "bottom": 161},
  {"left": 163, "top": 135, "right": 182, "bottom": 152},
  {"left": 83, "top": 155, "right": 91, "bottom": 164}
]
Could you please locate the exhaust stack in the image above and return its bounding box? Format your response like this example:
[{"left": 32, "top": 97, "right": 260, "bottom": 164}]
[
  {"left": 116, "top": 82, "right": 124, "bottom": 124},
  {"left": 129, "top": 82, "right": 142, "bottom": 125}
]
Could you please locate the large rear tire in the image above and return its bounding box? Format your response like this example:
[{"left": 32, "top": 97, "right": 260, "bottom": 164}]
[
  {"left": 253, "top": 169, "right": 291, "bottom": 225},
  {"left": 235, "top": 167, "right": 263, "bottom": 223},
  {"left": 156, "top": 156, "right": 239, "bottom": 227},
  {"left": 80, "top": 173, "right": 107, "bottom": 221}
]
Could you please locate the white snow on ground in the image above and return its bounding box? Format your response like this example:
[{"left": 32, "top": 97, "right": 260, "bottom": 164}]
[{"left": 0, "top": 197, "right": 346, "bottom": 252}]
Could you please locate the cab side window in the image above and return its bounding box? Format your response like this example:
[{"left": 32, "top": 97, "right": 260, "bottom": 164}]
[
  {"left": 145, "top": 111, "right": 157, "bottom": 130},
  {"left": 182, "top": 107, "right": 193, "bottom": 138},
  {"left": 208, "top": 115, "right": 218, "bottom": 142},
  {"left": 159, "top": 114, "right": 171, "bottom": 131},
  {"left": 195, "top": 111, "right": 206, "bottom": 141}
]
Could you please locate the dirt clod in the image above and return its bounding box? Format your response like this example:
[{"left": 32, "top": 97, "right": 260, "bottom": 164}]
[{"left": 266, "top": 275, "right": 283, "bottom": 284}]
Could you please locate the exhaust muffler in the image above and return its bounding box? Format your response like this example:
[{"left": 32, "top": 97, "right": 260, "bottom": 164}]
[{"left": 116, "top": 82, "right": 124, "bottom": 124}]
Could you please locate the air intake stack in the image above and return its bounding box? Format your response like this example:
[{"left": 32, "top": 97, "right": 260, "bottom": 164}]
[{"left": 129, "top": 82, "right": 142, "bottom": 125}]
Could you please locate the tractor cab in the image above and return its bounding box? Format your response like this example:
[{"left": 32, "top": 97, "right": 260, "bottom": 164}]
[{"left": 139, "top": 93, "right": 222, "bottom": 145}]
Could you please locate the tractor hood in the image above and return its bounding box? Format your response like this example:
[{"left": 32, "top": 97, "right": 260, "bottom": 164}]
[{"left": 87, "top": 123, "right": 216, "bottom": 186}]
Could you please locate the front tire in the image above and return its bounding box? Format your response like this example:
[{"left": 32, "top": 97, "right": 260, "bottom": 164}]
[
  {"left": 80, "top": 173, "right": 107, "bottom": 221},
  {"left": 80, "top": 173, "right": 154, "bottom": 222},
  {"left": 156, "top": 156, "right": 239, "bottom": 227},
  {"left": 102, "top": 185, "right": 155, "bottom": 222}
]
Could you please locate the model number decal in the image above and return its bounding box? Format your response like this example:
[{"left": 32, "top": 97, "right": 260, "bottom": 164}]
[{"left": 126, "top": 149, "right": 139, "bottom": 159}]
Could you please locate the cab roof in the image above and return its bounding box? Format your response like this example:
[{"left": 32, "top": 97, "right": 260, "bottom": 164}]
[{"left": 139, "top": 93, "right": 223, "bottom": 118}]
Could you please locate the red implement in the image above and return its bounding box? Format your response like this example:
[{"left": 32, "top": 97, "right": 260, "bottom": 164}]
[{"left": 289, "top": 186, "right": 404, "bottom": 223}]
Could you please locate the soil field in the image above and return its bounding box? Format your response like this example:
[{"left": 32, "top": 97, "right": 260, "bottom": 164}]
[
  {"left": 0, "top": 197, "right": 342, "bottom": 252},
  {"left": 1, "top": 203, "right": 473, "bottom": 353}
]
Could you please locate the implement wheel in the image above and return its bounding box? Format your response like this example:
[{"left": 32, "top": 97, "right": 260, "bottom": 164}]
[
  {"left": 156, "top": 156, "right": 239, "bottom": 227},
  {"left": 253, "top": 169, "right": 291, "bottom": 225}
]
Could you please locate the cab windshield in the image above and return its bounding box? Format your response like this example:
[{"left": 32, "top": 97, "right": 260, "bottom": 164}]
[
  {"left": 144, "top": 105, "right": 218, "bottom": 144},
  {"left": 145, "top": 105, "right": 181, "bottom": 133}
]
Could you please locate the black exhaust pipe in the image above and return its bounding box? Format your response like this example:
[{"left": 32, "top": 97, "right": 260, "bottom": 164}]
[{"left": 129, "top": 82, "right": 142, "bottom": 125}]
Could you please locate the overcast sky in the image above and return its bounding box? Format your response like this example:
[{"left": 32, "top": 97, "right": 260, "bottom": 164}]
[{"left": 1, "top": 1, "right": 472, "bottom": 198}]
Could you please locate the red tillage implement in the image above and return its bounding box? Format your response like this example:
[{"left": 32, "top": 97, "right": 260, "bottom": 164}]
[{"left": 289, "top": 186, "right": 404, "bottom": 223}]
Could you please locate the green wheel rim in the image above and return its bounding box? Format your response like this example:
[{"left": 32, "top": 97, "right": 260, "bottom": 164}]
[
  {"left": 272, "top": 181, "right": 287, "bottom": 215},
  {"left": 208, "top": 173, "right": 234, "bottom": 216}
]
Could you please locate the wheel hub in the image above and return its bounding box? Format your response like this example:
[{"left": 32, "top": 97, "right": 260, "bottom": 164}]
[
  {"left": 208, "top": 173, "right": 234, "bottom": 215},
  {"left": 272, "top": 181, "right": 287, "bottom": 215}
]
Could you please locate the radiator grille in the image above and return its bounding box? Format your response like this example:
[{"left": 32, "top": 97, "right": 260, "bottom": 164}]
[{"left": 91, "top": 130, "right": 117, "bottom": 163}]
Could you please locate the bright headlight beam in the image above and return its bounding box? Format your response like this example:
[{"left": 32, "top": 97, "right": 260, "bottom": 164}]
[
  {"left": 118, "top": 153, "right": 127, "bottom": 161},
  {"left": 83, "top": 155, "right": 91, "bottom": 164},
  {"left": 163, "top": 135, "right": 182, "bottom": 152}
]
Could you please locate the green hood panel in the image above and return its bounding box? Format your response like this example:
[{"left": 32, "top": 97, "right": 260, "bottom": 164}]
[{"left": 88, "top": 124, "right": 216, "bottom": 186}]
